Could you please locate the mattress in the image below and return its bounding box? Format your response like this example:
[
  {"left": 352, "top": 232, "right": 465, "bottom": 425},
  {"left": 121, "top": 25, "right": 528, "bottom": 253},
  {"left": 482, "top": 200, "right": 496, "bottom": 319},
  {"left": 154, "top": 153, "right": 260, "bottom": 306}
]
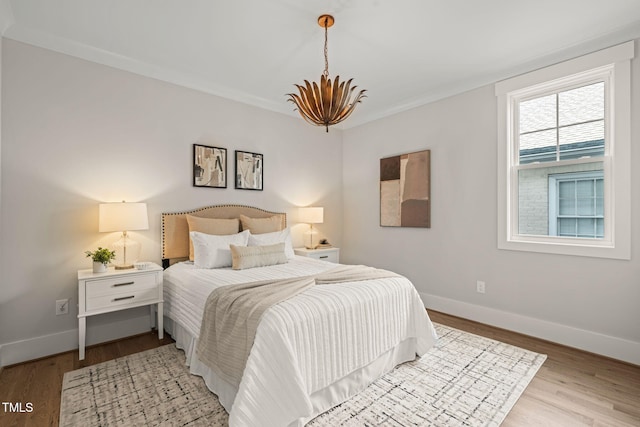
[{"left": 163, "top": 256, "right": 437, "bottom": 426}]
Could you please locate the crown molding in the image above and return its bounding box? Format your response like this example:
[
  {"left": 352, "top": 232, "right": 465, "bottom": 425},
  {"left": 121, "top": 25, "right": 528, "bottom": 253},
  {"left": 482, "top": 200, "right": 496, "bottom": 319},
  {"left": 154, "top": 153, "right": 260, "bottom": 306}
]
[{"left": 3, "top": 17, "right": 639, "bottom": 131}]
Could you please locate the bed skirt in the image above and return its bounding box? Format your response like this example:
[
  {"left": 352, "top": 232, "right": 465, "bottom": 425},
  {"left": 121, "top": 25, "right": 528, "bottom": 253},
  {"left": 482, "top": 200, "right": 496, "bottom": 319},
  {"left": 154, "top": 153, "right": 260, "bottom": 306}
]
[{"left": 164, "top": 316, "right": 419, "bottom": 426}]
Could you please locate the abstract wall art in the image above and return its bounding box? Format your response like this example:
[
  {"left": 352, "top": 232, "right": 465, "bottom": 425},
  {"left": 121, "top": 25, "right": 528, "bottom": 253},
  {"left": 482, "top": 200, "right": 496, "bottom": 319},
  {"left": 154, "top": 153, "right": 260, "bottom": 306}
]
[
  {"left": 380, "top": 149, "right": 430, "bottom": 228},
  {"left": 193, "top": 144, "right": 227, "bottom": 188},
  {"left": 235, "top": 150, "right": 263, "bottom": 190}
]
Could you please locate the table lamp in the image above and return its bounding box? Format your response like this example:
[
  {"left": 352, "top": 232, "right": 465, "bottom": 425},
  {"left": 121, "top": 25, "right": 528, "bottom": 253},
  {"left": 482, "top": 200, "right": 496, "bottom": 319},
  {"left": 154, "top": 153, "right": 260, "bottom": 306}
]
[
  {"left": 99, "top": 201, "right": 149, "bottom": 269},
  {"left": 299, "top": 206, "right": 324, "bottom": 249}
]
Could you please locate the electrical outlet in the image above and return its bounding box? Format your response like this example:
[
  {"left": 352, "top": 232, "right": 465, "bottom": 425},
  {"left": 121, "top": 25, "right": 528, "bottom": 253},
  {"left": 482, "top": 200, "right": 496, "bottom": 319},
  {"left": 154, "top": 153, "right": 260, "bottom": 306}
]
[
  {"left": 56, "top": 299, "right": 69, "bottom": 315},
  {"left": 476, "top": 281, "right": 486, "bottom": 294}
]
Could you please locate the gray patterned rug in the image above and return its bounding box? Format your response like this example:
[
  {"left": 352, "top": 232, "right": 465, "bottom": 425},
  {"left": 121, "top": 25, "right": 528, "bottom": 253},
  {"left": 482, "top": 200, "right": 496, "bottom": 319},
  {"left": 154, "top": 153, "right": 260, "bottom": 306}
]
[{"left": 60, "top": 324, "right": 546, "bottom": 426}]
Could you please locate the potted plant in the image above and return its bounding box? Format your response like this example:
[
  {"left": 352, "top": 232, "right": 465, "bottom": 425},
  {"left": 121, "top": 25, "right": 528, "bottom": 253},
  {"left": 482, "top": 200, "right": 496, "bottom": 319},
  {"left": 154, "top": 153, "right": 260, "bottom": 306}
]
[{"left": 85, "top": 247, "right": 116, "bottom": 273}]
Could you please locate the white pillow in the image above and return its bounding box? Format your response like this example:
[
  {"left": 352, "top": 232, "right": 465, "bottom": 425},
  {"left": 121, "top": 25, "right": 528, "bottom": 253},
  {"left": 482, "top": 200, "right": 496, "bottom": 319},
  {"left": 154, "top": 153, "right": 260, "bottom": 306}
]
[
  {"left": 248, "top": 228, "right": 295, "bottom": 259},
  {"left": 191, "top": 230, "right": 250, "bottom": 268}
]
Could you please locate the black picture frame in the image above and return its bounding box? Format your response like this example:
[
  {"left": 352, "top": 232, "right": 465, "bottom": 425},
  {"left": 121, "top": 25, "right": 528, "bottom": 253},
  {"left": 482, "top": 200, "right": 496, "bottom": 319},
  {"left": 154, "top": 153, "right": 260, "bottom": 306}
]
[
  {"left": 193, "top": 144, "right": 227, "bottom": 188},
  {"left": 235, "top": 150, "right": 263, "bottom": 191}
]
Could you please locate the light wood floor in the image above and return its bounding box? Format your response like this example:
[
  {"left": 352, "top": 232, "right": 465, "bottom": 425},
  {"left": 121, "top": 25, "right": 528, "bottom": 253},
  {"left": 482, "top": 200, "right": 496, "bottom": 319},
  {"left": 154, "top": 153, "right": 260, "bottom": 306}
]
[
  {"left": 1, "top": 311, "right": 638, "bottom": 427},
  {"left": 0, "top": 331, "right": 174, "bottom": 427},
  {"left": 428, "top": 311, "right": 640, "bottom": 427}
]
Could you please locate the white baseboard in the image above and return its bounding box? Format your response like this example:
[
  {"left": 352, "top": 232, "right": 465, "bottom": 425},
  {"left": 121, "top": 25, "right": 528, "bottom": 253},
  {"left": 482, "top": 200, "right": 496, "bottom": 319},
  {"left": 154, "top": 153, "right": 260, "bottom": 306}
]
[
  {"left": 3, "top": 296, "right": 637, "bottom": 367},
  {"left": 421, "top": 292, "right": 640, "bottom": 366},
  {"left": 0, "top": 314, "right": 153, "bottom": 367}
]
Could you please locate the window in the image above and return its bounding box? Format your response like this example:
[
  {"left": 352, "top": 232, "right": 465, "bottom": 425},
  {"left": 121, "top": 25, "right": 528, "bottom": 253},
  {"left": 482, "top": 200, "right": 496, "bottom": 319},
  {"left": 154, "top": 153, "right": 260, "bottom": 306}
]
[
  {"left": 519, "top": 82, "right": 605, "bottom": 165},
  {"left": 549, "top": 171, "right": 603, "bottom": 238},
  {"left": 496, "top": 41, "right": 633, "bottom": 259}
]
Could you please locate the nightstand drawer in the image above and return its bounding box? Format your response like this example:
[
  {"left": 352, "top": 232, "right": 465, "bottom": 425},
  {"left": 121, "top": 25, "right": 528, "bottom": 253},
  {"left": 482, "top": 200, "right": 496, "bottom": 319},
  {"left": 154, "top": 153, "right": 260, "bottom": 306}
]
[
  {"left": 86, "top": 287, "right": 159, "bottom": 311},
  {"left": 294, "top": 247, "right": 340, "bottom": 263},
  {"left": 308, "top": 251, "right": 339, "bottom": 263},
  {"left": 85, "top": 274, "right": 157, "bottom": 298}
]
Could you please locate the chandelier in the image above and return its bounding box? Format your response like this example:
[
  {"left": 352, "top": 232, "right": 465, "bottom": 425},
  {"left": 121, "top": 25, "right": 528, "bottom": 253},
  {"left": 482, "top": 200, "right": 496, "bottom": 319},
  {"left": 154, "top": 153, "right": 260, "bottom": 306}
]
[{"left": 287, "top": 14, "right": 366, "bottom": 132}]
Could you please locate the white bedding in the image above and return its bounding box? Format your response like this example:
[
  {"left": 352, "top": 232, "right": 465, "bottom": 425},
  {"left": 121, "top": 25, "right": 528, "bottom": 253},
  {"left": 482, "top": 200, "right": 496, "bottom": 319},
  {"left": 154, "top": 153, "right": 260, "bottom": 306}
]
[{"left": 163, "top": 256, "right": 437, "bottom": 426}]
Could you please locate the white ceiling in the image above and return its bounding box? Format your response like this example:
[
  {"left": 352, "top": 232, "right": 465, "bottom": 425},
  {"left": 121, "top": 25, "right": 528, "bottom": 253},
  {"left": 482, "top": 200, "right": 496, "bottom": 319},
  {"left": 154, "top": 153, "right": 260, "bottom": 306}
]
[{"left": 2, "top": 0, "right": 640, "bottom": 129}]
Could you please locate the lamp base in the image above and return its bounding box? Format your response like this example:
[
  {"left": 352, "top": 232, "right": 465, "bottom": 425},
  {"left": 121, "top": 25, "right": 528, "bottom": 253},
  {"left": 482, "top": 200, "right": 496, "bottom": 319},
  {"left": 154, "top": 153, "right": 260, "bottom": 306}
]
[
  {"left": 304, "top": 227, "right": 319, "bottom": 251},
  {"left": 112, "top": 233, "right": 141, "bottom": 270}
]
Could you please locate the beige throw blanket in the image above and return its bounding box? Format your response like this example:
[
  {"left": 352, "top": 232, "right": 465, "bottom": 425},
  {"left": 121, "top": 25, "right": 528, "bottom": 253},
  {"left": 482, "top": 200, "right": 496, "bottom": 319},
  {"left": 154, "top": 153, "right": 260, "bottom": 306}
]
[{"left": 196, "top": 264, "right": 400, "bottom": 387}]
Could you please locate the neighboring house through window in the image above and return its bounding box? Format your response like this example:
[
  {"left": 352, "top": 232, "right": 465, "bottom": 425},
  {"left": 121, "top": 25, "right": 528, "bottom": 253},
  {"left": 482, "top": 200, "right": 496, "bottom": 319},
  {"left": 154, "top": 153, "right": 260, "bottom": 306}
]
[
  {"left": 549, "top": 171, "right": 603, "bottom": 238},
  {"left": 495, "top": 41, "right": 633, "bottom": 259}
]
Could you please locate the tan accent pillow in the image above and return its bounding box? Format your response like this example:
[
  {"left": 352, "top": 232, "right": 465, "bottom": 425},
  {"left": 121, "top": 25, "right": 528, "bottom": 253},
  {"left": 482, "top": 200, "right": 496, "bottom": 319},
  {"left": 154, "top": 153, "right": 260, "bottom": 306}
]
[
  {"left": 240, "top": 214, "right": 283, "bottom": 234},
  {"left": 230, "top": 243, "right": 288, "bottom": 270},
  {"left": 186, "top": 215, "right": 240, "bottom": 261}
]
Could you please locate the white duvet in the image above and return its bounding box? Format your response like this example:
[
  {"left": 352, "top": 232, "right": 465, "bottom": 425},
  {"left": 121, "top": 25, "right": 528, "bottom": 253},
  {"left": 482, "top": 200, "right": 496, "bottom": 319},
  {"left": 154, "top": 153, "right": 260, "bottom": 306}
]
[{"left": 163, "top": 256, "right": 437, "bottom": 426}]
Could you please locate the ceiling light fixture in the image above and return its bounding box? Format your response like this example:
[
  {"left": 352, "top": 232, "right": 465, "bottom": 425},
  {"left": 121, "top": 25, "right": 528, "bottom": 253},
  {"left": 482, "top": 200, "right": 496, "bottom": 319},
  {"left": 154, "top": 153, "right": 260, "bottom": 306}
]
[{"left": 287, "top": 14, "right": 366, "bottom": 132}]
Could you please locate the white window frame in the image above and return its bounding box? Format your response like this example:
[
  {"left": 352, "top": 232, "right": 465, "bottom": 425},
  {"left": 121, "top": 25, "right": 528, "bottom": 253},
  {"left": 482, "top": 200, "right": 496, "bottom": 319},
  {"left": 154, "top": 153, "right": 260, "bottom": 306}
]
[{"left": 495, "top": 41, "right": 633, "bottom": 259}]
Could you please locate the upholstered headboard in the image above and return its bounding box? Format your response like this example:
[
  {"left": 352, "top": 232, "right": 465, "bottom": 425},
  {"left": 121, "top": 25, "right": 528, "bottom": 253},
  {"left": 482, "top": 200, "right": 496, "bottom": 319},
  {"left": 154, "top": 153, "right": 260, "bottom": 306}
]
[{"left": 161, "top": 204, "right": 286, "bottom": 268}]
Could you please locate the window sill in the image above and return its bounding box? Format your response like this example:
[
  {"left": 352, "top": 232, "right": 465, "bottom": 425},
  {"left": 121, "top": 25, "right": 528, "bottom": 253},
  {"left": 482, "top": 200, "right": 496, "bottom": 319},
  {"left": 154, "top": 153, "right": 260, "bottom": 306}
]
[{"left": 498, "top": 236, "right": 629, "bottom": 260}]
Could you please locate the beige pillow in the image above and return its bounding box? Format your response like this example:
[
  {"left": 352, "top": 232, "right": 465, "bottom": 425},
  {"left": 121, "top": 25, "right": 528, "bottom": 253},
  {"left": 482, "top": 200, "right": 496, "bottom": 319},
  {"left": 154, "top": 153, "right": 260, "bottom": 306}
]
[
  {"left": 239, "top": 214, "right": 283, "bottom": 234},
  {"left": 230, "top": 243, "right": 288, "bottom": 270},
  {"left": 186, "top": 215, "right": 240, "bottom": 261}
]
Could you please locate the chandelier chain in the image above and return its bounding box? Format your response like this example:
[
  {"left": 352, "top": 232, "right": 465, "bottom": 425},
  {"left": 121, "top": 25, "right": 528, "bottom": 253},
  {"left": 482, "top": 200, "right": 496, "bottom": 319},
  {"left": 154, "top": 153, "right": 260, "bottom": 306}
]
[{"left": 323, "top": 18, "right": 329, "bottom": 77}]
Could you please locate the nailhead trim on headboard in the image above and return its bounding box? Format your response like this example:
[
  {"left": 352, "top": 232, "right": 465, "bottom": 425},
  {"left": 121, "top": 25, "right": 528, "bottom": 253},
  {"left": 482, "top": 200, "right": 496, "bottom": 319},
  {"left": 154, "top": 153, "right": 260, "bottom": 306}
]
[{"left": 161, "top": 204, "right": 287, "bottom": 268}]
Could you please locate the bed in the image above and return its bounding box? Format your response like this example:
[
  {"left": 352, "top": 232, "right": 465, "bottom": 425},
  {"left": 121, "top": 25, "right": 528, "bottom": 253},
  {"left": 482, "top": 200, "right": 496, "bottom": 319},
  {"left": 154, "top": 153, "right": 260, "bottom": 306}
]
[{"left": 161, "top": 204, "right": 438, "bottom": 426}]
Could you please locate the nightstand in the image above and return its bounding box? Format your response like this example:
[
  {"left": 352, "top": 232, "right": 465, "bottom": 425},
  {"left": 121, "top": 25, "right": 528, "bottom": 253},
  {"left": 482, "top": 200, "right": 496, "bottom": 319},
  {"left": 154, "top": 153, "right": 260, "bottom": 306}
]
[
  {"left": 77, "top": 263, "right": 163, "bottom": 360},
  {"left": 294, "top": 247, "right": 340, "bottom": 263}
]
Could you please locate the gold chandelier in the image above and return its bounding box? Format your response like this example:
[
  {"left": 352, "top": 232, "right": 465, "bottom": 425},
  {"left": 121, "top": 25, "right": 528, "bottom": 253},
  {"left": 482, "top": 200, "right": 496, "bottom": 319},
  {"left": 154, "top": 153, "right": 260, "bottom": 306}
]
[{"left": 287, "top": 14, "right": 366, "bottom": 132}]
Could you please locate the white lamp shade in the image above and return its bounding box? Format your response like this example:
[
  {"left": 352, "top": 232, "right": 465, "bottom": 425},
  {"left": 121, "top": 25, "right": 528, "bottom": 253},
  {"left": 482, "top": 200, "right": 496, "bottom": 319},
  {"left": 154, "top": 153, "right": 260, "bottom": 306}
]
[
  {"left": 99, "top": 202, "right": 149, "bottom": 232},
  {"left": 299, "top": 207, "right": 324, "bottom": 224}
]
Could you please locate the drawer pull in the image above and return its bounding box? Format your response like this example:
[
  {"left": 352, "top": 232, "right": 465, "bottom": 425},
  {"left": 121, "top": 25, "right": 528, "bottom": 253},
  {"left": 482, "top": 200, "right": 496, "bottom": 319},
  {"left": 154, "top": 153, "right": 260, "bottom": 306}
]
[
  {"left": 113, "top": 296, "right": 135, "bottom": 302},
  {"left": 113, "top": 281, "right": 134, "bottom": 287},
  {"left": 320, "top": 256, "right": 329, "bottom": 259}
]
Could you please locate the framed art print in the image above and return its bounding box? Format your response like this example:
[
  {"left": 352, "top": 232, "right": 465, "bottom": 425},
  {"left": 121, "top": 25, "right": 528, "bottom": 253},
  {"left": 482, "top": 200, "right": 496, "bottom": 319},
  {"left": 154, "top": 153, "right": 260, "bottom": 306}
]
[
  {"left": 193, "top": 144, "right": 227, "bottom": 188},
  {"left": 380, "top": 149, "right": 430, "bottom": 228},
  {"left": 235, "top": 151, "right": 263, "bottom": 190}
]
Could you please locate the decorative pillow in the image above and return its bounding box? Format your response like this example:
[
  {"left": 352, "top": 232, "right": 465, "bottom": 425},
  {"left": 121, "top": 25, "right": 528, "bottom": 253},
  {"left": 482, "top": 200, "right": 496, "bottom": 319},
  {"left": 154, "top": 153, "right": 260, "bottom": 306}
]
[
  {"left": 239, "top": 214, "right": 283, "bottom": 234},
  {"left": 248, "top": 228, "right": 295, "bottom": 259},
  {"left": 230, "top": 243, "right": 288, "bottom": 270},
  {"left": 190, "top": 230, "right": 250, "bottom": 269},
  {"left": 186, "top": 215, "right": 240, "bottom": 261}
]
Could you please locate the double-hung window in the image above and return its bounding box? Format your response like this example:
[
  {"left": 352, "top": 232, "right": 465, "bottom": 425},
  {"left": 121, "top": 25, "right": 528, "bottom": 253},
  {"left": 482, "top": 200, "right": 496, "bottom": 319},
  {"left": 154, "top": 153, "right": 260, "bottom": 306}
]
[{"left": 495, "top": 41, "right": 633, "bottom": 259}]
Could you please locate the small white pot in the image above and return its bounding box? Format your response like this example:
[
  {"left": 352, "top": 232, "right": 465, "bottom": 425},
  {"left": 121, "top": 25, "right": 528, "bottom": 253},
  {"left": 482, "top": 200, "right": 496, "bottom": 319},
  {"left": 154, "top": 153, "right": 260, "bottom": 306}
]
[{"left": 93, "top": 261, "right": 108, "bottom": 273}]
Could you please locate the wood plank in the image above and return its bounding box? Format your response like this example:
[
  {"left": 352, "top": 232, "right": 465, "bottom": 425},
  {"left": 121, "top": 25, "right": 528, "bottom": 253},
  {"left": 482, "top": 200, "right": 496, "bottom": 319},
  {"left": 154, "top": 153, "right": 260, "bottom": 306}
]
[
  {"left": 1, "top": 314, "right": 638, "bottom": 426},
  {"left": 428, "top": 310, "right": 640, "bottom": 427},
  {"left": 0, "top": 330, "right": 173, "bottom": 426}
]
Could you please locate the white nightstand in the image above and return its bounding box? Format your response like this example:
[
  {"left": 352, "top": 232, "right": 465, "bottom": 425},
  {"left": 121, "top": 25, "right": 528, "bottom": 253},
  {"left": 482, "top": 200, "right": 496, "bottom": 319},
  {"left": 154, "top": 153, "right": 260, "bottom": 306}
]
[
  {"left": 77, "top": 263, "right": 163, "bottom": 360},
  {"left": 294, "top": 247, "right": 340, "bottom": 263}
]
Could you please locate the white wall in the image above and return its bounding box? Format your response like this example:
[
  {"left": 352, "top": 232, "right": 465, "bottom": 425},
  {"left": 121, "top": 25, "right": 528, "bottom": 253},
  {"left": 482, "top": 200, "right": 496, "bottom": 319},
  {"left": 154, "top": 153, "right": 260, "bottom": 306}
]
[
  {"left": 342, "top": 42, "right": 640, "bottom": 364},
  {"left": 0, "top": 35, "right": 3, "bottom": 252},
  {"left": 0, "top": 39, "right": 343, "bottom": 365},
  {"left": 0, "top": 0, "right": 11, "bottom": 304},
  {"left": 2, "top": 35, "right": 638, "bottom": 367}
]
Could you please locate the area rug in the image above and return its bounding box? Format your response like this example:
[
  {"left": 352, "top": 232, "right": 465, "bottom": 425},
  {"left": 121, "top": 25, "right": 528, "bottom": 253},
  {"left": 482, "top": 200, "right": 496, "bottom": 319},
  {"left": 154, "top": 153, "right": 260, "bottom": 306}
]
[{"left": 60, "top": 324, "right": 546, "bottom": 426}]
